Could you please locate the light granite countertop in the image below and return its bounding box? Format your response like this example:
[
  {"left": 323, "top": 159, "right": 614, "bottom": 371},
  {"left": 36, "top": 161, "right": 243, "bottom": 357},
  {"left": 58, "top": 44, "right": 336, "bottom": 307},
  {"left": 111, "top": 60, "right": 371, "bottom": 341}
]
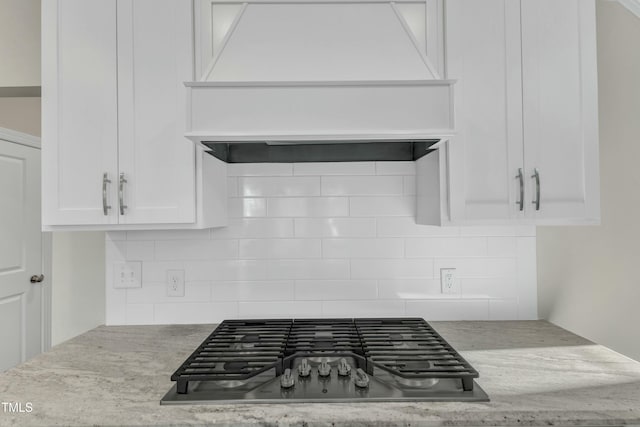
[{"left": 1, "top": 321, "right": 639, "bottom": 426}]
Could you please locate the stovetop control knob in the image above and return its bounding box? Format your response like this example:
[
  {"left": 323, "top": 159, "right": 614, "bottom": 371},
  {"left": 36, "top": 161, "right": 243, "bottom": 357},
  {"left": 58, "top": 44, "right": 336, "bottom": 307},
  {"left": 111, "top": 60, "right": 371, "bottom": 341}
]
[
  {"left": 354, "top": 368, "right": 370, "bottom": 388},
  {"left": 318, "top": 359, "right": 331, "bottom": 377},
  {"left": 280, "top": 368, "right": 295, "bottom": 389},
  {"left": 337, "top": 358, "right": 352, "bottom": 377},
  {"left": 298, "top": 359, "right": 311, "bottom": 377}
]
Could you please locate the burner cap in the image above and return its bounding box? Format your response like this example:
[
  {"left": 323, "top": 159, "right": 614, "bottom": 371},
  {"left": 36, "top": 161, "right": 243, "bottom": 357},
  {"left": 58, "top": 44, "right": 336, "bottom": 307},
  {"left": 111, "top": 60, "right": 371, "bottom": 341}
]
[
  {"left": 240, "top": 334, "right": 260, "bottom": 343},
  {"left": 402, "top": 360, "right": 431, "bottom": 371},
  {"left": 223, "top": 361, "right": 249, "bottom": 372}
]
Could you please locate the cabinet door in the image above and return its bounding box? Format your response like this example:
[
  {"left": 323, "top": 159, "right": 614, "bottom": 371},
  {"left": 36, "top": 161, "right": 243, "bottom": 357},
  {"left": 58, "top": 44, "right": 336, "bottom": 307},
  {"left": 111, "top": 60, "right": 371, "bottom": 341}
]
[
  {"left": 116, "top": 0, "right": 196, "bottom": 224},
  {"left": 42, "top": 0, "right": 118, "bottom": 226},
  {"left": 445, "top": 0, "right": 524, "bottom": 222},
  {"left": 521, "top": 0, "right": 600, "bottom": 223}
]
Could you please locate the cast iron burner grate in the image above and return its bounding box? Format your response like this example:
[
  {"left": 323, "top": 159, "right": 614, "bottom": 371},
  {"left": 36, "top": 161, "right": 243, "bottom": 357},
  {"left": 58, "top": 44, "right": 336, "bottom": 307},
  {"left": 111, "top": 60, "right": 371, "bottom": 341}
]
[
  {"left": 170, "top": 317, "right": 480, "bottom": 394},
  {"left": 171, "top": 319, "right": 291, "bottom": 393},
  {"left": 355, "top": 318, "right": 478, "bottom": 391}
]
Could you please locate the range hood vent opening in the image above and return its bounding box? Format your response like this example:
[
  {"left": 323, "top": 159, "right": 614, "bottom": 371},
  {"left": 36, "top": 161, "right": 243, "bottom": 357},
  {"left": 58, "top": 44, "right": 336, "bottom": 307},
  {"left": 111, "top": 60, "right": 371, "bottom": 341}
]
[{"left": 203, "top": 140, "right": 440, "bottom": 163}]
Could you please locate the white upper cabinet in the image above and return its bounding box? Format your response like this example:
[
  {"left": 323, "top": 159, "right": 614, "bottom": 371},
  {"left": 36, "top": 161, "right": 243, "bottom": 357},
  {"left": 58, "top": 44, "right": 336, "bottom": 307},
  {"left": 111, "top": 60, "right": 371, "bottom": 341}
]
[
  {"left": 437, "top": 0, "right": 599, "bottom": 225},
  {"left": 521, "top": 0, "right": 600, "bottom": 224},
  {"left": 42, "top": 0, "right": 226, "bottom": 230},
  {"left": 42, "top": 0, "right": 119, "bottom": 226},
  {"left": 116, "top": 0, "right": 196, "bottom": 225},
  {"left": 445, "top": 0, "right": 524, "bottom": 222}
]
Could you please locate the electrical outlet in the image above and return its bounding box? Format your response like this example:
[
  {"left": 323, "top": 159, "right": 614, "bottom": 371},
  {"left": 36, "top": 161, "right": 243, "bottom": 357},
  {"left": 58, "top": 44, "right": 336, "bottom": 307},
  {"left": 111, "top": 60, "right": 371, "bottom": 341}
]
[
  {"left": 113, "top": 262, "right": 142, "bottom": 289},
  {"left": 167, "top": 270, "right": 185, "bottom": 297},
  {"left": 440, "top": 268, "right": 459, "bottom": 295}
]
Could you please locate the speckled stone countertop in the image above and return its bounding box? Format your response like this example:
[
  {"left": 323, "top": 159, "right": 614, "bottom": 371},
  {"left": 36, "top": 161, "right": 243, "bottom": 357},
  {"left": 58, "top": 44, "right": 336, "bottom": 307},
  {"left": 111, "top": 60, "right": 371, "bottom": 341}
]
[{"left": 1, "top": 321, "right": 639, "bottom": 426}]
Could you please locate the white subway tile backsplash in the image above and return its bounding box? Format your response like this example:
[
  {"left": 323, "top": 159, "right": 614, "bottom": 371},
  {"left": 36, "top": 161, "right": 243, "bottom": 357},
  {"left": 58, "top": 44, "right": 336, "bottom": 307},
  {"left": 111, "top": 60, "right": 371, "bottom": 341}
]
[
  {"left": 228, "top": 198, "right": 267, "bottom": 218},
  {"left": 154, "top": 302, "right": 238, "bottom": 324},
  {"left": 515, "top": 225, "right": 536, "bottom": 237},
  {"left": 516, "top": 237, "right": 538, "bottom": 320},
  {"left": 187, "top": 260, "right": 268, "bottom": 281},
  {"left": 377, "top": 217, "right": 460, "bottom": 237},
  {"left": 127, "top": 281, "right": 211, "bottom": 304},
  {"left": 403, "top": 176, "right": 416, "bottom": 195},
  {"left": 106, "top": 231, "right": 126, "bottom": 241},
  {"left": 484, "top": 258, "right": 518, "bottom": 278},
  {"left": 155, "top": 240, "right": 238, "bottom": 261},
  {"left": 405, "top": 237, "right": 487, "bottom": 258},
  {"left": 460, "top": 278, "right": 517, "bottom": 299},
  {"left": 322, "top": 238, "right": 404, "bottom": 258},
  {"left": 126, "top": 229, "right": 210, "bottom": 241},
  {"left": 211, "top": 218, "right": 294, "bottom": 239},
  {"left": 106, "top": 164, "right": 537, "bottom": 325},
  {"left": 487, "top": 237, "right": 518, "bottom": 256},
  {"left": 321, "top": 300, "right": 406, "bottom": 317},
  {"left": 294, "top": 218, "right": 376, "bottom": 238},
  {"left": 228, "top": 163, "right": 292, "bottom": 176},
  {"left": 293, "top": 162, "right": 375, "bottom": 176},
  {"left": 459, "top": 226, "right": 517, "bottom": 237},
  {"left": 266, "top": 260, "right": 350, "bottom": 280},
  {"left": 295, "top": 280, "right": 378, "bottom": 300},
  {"left": 406, "top": 300, "right": 489, "bottom": 321},
  {"left": 489, "top": 299, "right": 519, "bottom": 320},
  {"left": 238, "top": 301, "right": 322, "bottom": 318},
  {"left": 141, "top": 261, "right": 185, "bottom": 283},
  {"left": 267, "top": 197, "right": 349, "bottom": 217},
  {"left": 321, "top": 176, "right": 403, "bottom": 196},
  {"left": 227, "top": 177, "right": 239, "bottom": 197},
  {"left": 433, "top": 258, "right": 488, "bottom": 278},
  {"left": 212, "top": 281, "right": 294, "bottom": 302},
  {"left": 106, "top": 239, "right": 127, "bottom": 262},
  {"left": 239, "top": 239, "right": 321, "bottom": 259},
  {"left": 351, "top": 259, "right": 433, "bottom": 279},
  {"left": 377, "top": 279, "right": 443, "bottom": 299},
  {"left": 375, "top": 161, "right": 416, "bottom": 175},
  {"left": 125, "top": 241, "right": 155, "bottom": 261},
  {"left": 350, "top": 196, "right": 415, "bottom": 217},
  {"left": 125, "top": 304, "right": 154, "bottom": 324},
  {"left": 239, "top": 177, "right": 320, "bottom": 197}
]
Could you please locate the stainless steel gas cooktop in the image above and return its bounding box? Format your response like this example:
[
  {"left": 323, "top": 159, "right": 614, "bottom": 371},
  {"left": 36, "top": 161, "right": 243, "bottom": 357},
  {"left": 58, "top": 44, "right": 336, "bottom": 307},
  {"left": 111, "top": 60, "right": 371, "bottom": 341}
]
[{"left": 161, "top": 318, "right": 489, "bottom": 404}]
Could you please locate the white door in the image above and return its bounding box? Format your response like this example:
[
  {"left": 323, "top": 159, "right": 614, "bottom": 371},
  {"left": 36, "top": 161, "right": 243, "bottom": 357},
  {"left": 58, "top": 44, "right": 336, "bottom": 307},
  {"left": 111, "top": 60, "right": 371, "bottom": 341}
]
[
  {"left": 116, "top": 0, "right": 196, "bottom": 224},
  {"left": 0, "top": 139, "right": 43, "bottom": 372},
  {"left": 41, "top": 0, "right": 119, "bottom": 226},
  {"left": 521, "top": 0, "right": 600, "bottom": 223},
  {"left": 445, "top": 0, "right": 524, "bottom": 221}
]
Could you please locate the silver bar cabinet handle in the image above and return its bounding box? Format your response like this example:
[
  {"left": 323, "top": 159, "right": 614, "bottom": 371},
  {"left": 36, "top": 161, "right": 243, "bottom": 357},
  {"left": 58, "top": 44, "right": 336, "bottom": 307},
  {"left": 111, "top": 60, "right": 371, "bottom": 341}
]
[
  {"left": 119, "top": 173, "right": 128, "bottom": 215},
  {"left": 516, "top": 168, "right": 524, "bottom": 211},
  {"left": 102, "top": 173, "right": 112, "bottom": 216},
  {"left": 531, "top": 168, "right": 540, "bottom": 211}
]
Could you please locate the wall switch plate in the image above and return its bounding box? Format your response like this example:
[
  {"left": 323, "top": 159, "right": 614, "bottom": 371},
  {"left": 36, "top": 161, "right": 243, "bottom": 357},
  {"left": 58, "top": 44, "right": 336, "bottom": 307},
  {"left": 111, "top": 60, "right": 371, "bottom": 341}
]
[
  {"left": 440, "top": 268, "right": 459, "bottom": 295},
  {"left": 167, "top": 270, "right": 185, "bottom": 297},
  {"left": 113, "top": 262, "right": 142, "bottom": 289}
]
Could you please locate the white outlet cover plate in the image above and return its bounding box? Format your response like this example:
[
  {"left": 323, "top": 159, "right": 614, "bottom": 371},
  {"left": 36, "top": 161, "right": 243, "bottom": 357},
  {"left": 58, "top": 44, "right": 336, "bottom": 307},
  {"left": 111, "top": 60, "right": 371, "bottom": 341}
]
[
  {"left": 113, "top": 262, "right": 142, "bottom": 289},
  {"left": 440, "top": 268, "right": 460, "bottom": 295},
  {"left": 167, "top": 270, "right": 185, "bottom": 297}
]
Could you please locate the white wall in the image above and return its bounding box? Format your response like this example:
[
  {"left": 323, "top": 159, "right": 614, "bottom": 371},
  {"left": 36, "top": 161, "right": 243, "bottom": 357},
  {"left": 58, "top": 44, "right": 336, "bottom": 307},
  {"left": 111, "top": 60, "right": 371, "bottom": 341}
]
[
  {"left": 106, "top": 162, "right": 537, "bottom": 325},
  {"left": 0, "top": 98, "right": 41, "bottom": 135},
  {"left": 0, "top": 0, "right": 40, "bottom": 87},
  {"left": 538, "top": 1, "right": 640, "bottom": 362},
  {"left": 51, "top": 232, "right": 106, "bottom": 345}
]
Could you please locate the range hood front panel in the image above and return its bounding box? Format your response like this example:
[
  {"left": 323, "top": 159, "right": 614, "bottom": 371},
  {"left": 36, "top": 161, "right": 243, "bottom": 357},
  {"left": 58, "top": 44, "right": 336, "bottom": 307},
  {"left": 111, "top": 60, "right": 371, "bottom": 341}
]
[
  {"left": 205, "top": 2, "right": 436, "bottom": 82},
  {"left": 186, "top": 81, "right": 455, "bottom": 144}
]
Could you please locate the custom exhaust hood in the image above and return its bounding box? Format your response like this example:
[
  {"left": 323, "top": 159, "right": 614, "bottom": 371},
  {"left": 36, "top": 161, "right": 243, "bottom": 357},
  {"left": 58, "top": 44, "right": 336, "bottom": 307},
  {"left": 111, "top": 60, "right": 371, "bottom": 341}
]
[{"left": 186, "top": 0, "right": 455, "bottom": 162}]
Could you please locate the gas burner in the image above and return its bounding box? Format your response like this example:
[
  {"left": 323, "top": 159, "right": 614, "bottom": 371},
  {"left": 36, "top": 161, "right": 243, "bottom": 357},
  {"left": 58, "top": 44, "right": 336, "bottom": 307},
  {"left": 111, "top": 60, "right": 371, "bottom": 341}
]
[{"left": 162, "top": 318, "right": 489, "bottom": 404}]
